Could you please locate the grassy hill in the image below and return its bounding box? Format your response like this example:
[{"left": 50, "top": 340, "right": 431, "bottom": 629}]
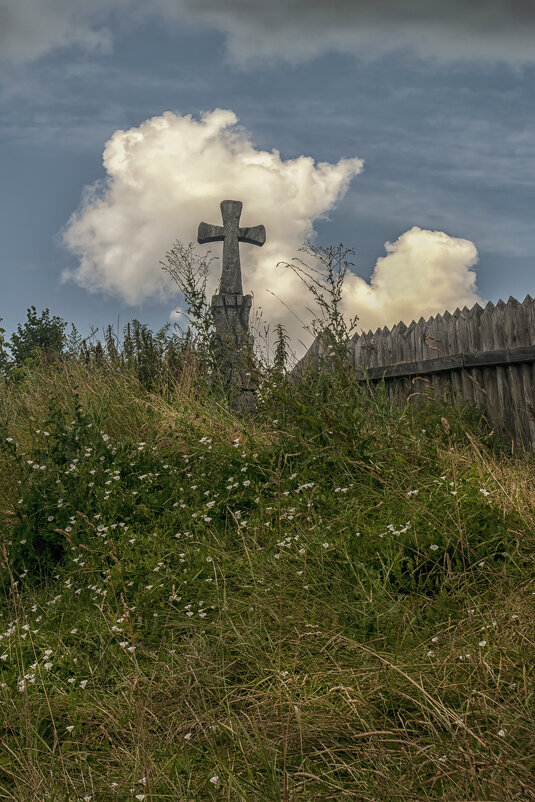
[{"left": 0, "top": 351, "right": 534, "bottom": 801}]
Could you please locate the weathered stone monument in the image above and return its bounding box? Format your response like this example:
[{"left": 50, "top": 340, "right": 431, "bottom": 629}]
[{"left": 198, "top": 199, "right": 266, "bottom": 412}]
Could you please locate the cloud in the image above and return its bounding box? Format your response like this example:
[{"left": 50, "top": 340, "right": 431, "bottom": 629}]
[
  {"left": 62, "top": 108, "right": 363, "bottom": 345},
  {"left": 0, "top": 0, "right": 118, "bottom": 63},
  {"left": 2, "top": 0, "right": 535, "bottom": 66},
  {"left": 172, "top": 0, "right": 535, "bottom": 65},
  {"left": 341, "top": 227, "right": 482, "bottom": 335},
  {"left": 63, "top": 109, "right": 482, "bottom": 356}
]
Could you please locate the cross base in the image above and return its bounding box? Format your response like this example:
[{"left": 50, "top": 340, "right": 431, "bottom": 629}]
[
  {"left": 211, "top": 293, "right": 256, "bottom": 412},
  {"left": 211, "top": 293, "right": 252, "bottom": 337}
]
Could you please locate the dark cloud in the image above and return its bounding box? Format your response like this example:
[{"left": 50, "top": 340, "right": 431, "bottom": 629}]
[
  {"left": 183, "top": 0, "right": 535, "bottom": 24},
  {"left": 2, "top": 0, "right": 535, "bottom": 66},
  {"left": 0, "top": 0, "right": 116, "bottom": 63},
  {"left": 175, "top": 0, "right": 535, "bottom": 63}
]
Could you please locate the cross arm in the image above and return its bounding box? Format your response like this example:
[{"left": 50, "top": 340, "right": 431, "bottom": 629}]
[
  {"left": 198, "top": 222, "right": 225, "bottom": 244},
  {"left": 238, "top": 224, "right": 266, "bottom": 247}
]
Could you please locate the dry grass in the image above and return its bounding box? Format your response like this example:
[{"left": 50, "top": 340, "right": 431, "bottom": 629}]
[{"left": 0, "top": 360, "right": 534, "bottom": 801}]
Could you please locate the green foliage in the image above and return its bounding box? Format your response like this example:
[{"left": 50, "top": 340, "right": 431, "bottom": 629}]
[
  {"left": 161, "top": 240, "right": 256, "bottom": 404},
  {"left": 160, "top": 240, "right": 216, "bottom": 355},
  {"left": 1, "top": 397, "right": 105, "bottom": 580},
  {"left": 0, "top": 361, "right": 533, "bottom": 799},
  {"left": 273, "top": 323, "right": 290, "bottom": 374},
  {"left": 0, "top": 317, "right": 9, "bottom": 375},
  {"left": 74, "top": 318, "right": 197, "bottom": 394},
  {"left": 0, "top": 247, "right": 534, "bottom": 800},
  {"left": 278, "top": 243, "right": 359, "bottom": 363},
  {"left": 9, "top": 306, "right": 67, "bottom": 367}
]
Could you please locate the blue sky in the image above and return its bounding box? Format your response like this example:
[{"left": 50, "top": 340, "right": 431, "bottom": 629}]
[{"left": 1, "top": 1, "right": 534, "bottom": 352}]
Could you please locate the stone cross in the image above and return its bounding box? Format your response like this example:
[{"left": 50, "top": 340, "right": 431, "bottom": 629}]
[
  {"left": 197, "top": 200, "right": 265, "bottom": 413},
  {"left": 198, "top": 200, "right": 265, "bottom": 294}
]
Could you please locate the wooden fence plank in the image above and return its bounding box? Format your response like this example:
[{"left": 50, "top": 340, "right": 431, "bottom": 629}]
[
  {"left": 522, "top": 296, "right": 535, "bottom": 447},
  {"left": 360, "top": 345, "right": 535, "bottom": 380}
]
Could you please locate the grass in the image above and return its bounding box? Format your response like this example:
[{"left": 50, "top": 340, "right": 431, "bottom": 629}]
[{"left": 0, "top": 355, "right": 534, "bottom": 801}]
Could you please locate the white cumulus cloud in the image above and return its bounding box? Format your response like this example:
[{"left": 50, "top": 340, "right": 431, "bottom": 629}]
[
  {"left": 63, "top": 108, "right": 482, "bottom": 356},
  {"left": 342, "top": 227, "right": 482, "bottom": 335}
]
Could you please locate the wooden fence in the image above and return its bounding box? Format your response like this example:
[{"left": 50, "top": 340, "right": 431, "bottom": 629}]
[{"left": 300, "top": 295, "right": 535, "bottom": 451}]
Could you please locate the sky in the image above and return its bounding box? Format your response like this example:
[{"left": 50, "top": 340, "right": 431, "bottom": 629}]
[{"left": 1, "top": 0, "right": 534, "bottom": 358}]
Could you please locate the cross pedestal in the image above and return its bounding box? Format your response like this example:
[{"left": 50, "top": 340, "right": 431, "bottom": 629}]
[{"left": 198, "top": 200, "right": 266, "bottom": 412}]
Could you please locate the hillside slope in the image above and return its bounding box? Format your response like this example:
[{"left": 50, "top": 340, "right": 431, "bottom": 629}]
[{"left": 1, "top": 359, "right": 534, "bottom": 801}]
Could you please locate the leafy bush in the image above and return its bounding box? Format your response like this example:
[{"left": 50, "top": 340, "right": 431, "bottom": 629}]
[{"left": 9, "top": 306, "right": 67, "bottom": 368}]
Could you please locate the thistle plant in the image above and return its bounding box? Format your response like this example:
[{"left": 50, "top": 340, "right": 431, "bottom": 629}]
[
  {"left": 278, "top": 242, "right": 359, "bottom": 366},
  {"left": 160, "top": 241, "right": 216, "bottom": 356}
]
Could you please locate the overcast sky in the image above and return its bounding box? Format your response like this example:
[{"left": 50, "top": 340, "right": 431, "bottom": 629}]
[{"left": 1, "top": 0, "right": 534, "bottom": 356}]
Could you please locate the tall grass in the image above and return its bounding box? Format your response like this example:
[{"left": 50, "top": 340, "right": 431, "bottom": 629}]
[
  {"left": 0, "top": 311, "right": 534, "bottom": 799},
  {"left": 0, "top": 346, "right": 535, "bottom": 802}
]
